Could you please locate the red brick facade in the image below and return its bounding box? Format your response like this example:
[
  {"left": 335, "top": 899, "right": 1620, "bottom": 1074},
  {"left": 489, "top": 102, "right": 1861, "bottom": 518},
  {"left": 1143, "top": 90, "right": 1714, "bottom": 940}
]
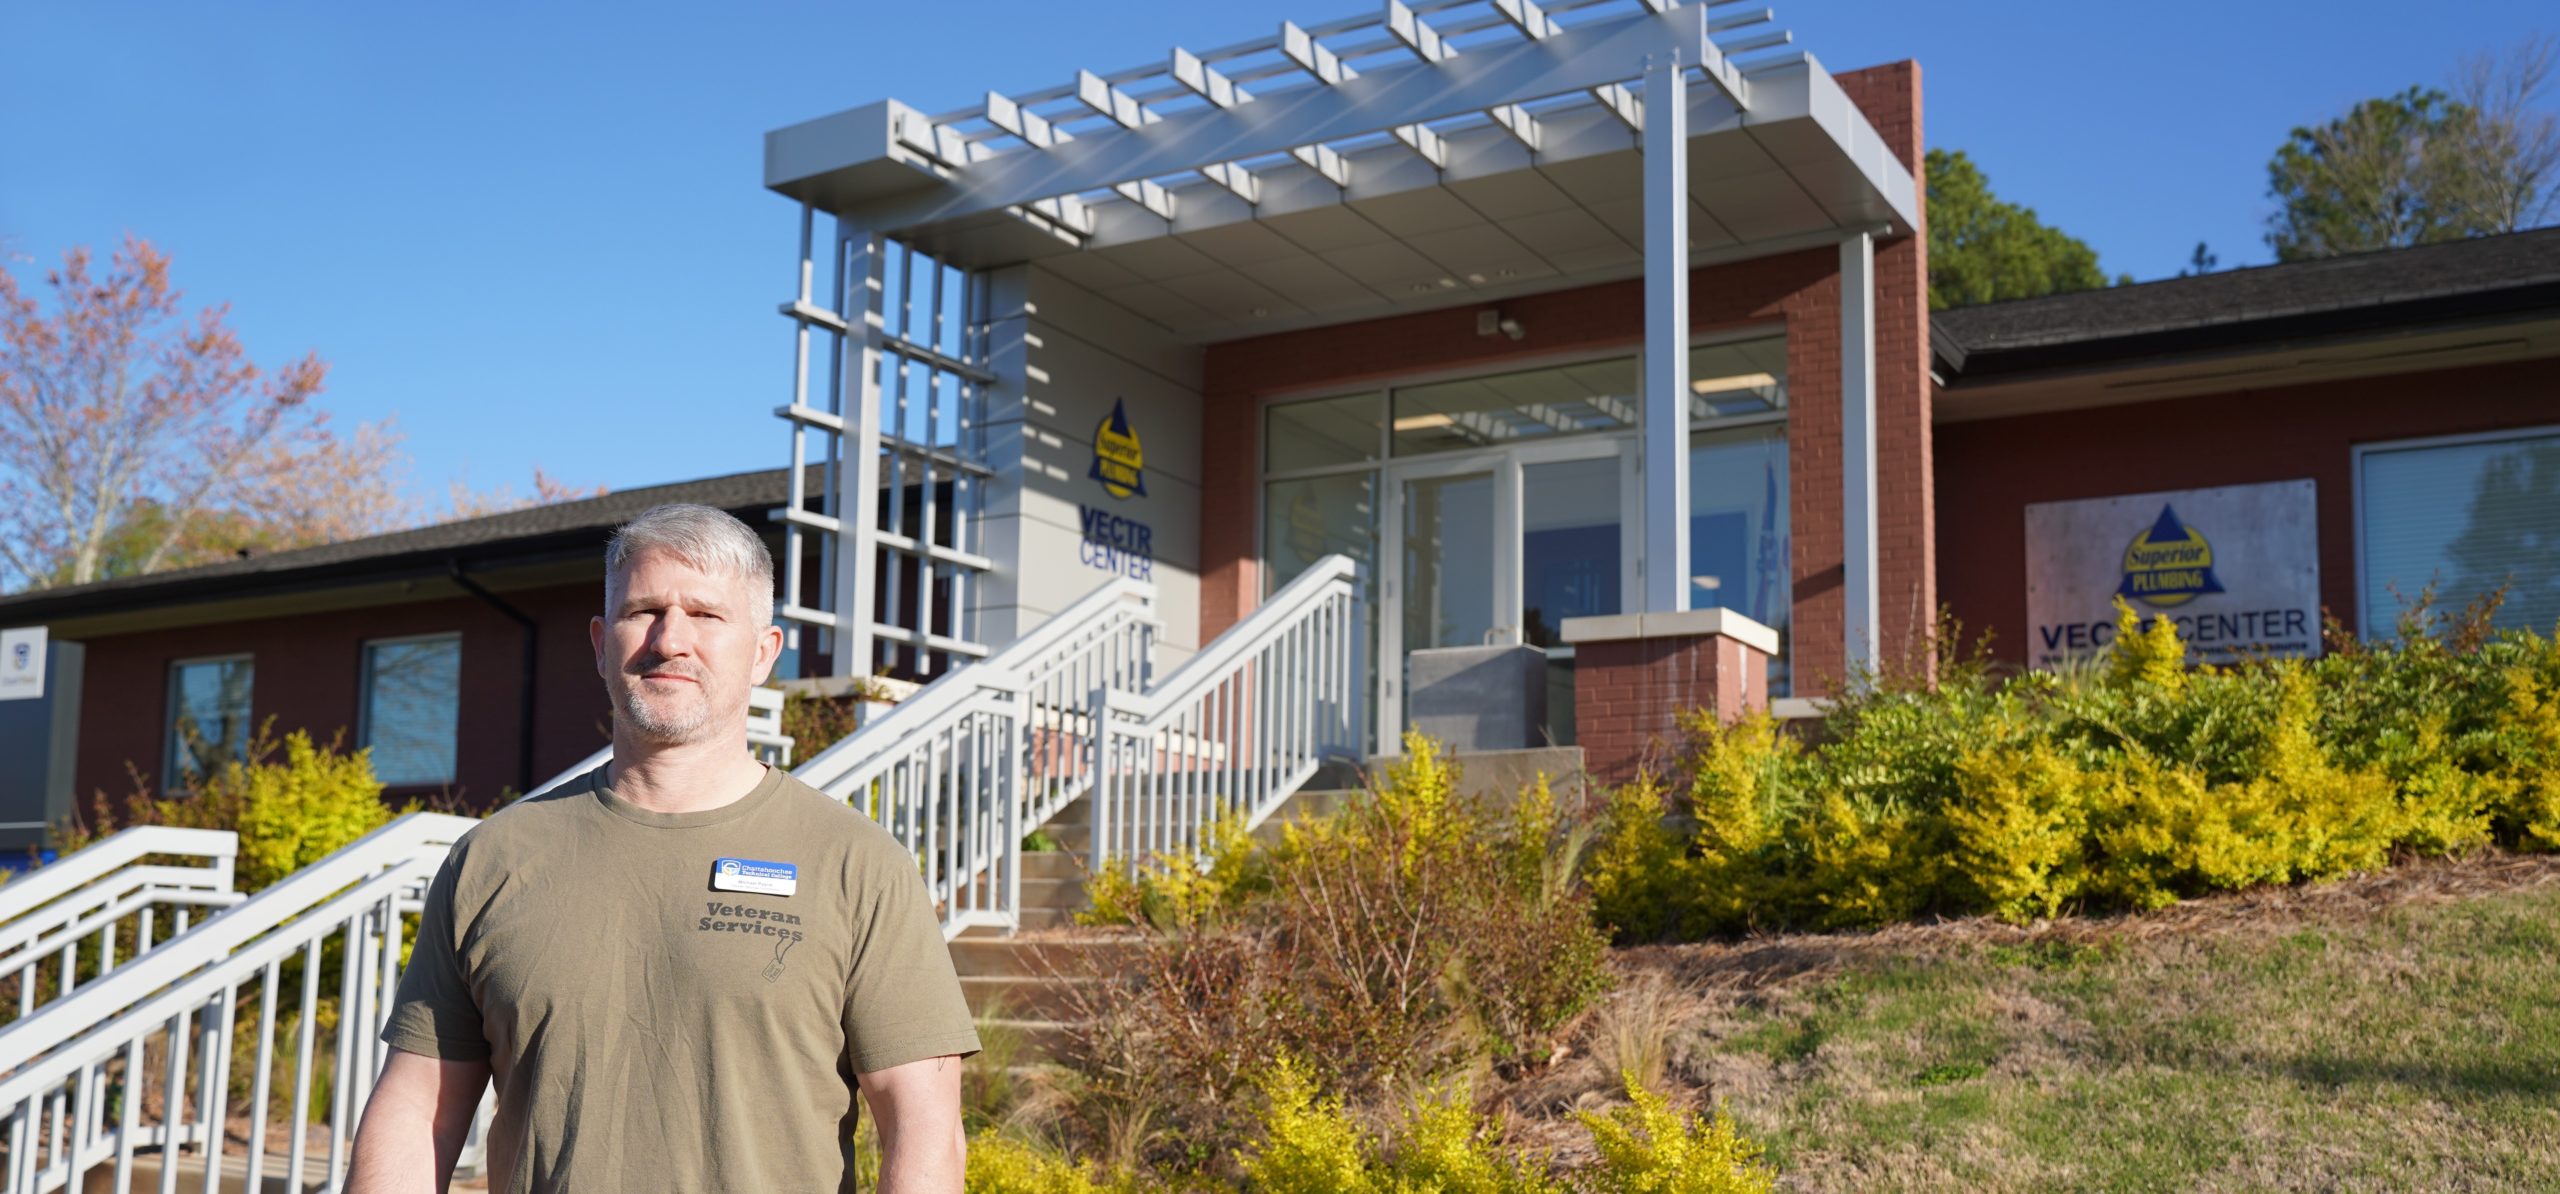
[
  {"left": 71, "top": 583, "right": 612, "bottom": 811},
  {"left": 1935, "top": 356, "right": 2560, "bottom": 668},
  {"left": 1199, "top": 61, "right": 1932, "bottom": 703},
  {"left": 1574, "top": 629, "right": 1770, "bottom": 786}
]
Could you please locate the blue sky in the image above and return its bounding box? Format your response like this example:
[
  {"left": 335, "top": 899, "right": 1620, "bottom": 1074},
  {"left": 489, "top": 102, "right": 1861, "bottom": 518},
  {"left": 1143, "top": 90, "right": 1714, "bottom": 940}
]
[{"left": 3, "top": 1, "right": 2552, "bottom": 505}]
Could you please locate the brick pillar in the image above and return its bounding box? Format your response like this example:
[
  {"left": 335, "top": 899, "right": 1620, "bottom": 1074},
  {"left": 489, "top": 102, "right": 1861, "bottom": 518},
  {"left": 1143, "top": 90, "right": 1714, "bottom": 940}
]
[{"left": 1564, "top": 609, "right": 1775, "bottom": 787}]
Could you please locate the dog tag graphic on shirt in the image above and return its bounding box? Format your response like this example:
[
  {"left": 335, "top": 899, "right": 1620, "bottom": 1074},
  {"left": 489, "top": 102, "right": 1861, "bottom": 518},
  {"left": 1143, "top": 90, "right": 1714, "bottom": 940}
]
[{"left": 710, "top": 858, "right": 798, "bottom": 897}]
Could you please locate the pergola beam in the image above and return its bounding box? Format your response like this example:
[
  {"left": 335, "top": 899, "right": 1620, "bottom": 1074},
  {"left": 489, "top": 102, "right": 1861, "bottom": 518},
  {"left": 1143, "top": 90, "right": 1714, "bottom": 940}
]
[
  {"left": 1071, "top": 72, "right": 1210, "bottom": 215},
  {"left": 1279, "top": 21, "right": 1446, "bottom": 169},
  {"left": 1491, "top": 0, "right": 1640, "bottom": 131},
  {"left": 1386, "top": 1, "right": 1541, "bottom": 151},
  {"left": 1170, "top": 48, "right": 1351, "bottom": 188},
  {"left": 830, "top": 3, "right": 1722, "bottom": 232}
]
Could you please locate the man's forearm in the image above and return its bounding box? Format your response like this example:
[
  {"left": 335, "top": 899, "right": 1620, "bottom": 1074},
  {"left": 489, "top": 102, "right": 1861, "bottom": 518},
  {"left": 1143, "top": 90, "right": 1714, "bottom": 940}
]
[{"left": 347, "top": 1051, "right": 488, "bottom": 1194}]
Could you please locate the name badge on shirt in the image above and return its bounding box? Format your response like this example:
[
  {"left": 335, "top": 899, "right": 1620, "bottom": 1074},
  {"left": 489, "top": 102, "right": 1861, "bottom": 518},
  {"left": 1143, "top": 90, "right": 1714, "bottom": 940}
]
[{"left": 710, "top": 858, "right": 798, "bottom": 897}]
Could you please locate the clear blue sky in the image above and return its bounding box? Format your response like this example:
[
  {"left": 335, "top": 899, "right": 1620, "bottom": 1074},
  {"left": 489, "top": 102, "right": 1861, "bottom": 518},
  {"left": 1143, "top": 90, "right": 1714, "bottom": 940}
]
[{"left": 4, "top": 1, "right": 2552, "bottom": 505}]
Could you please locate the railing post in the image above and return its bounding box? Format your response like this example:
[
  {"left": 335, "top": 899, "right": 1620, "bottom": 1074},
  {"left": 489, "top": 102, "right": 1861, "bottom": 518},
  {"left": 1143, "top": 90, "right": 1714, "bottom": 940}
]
[{"left": 1087, "top": 687, "right": 1114, "bottom": 873}]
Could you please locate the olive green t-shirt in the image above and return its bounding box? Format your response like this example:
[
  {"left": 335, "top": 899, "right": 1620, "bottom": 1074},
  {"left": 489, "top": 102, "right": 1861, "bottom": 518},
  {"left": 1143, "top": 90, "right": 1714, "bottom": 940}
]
[{"left": 382, "top": 763, "right": 981, "bottom": 1194}]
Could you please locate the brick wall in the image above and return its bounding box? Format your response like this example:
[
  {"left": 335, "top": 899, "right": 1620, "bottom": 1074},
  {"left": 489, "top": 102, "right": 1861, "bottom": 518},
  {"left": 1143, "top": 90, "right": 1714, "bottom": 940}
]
[
  {"left": 1935, "top": 355, "right": 2560, "bottom": 667},
  {"left": 72, "top": 583, "right": 612, "bottom": 811},
  {"left": 1199, "top": 61, "right": 1931, "bottom": 700},
  {"left": 1575, "top": 631, "right": 1769, "bottom": 785}
]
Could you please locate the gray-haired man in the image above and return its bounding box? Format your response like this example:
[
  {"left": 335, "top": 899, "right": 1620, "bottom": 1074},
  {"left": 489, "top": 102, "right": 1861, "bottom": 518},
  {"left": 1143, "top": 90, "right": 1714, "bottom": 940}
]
[{"left": 348, "top": 504, "right": 978, "bottom": 1193}]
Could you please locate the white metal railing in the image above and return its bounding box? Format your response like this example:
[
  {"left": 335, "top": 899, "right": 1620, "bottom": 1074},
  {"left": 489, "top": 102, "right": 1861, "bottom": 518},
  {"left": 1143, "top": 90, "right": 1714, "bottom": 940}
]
[
  {"left": 0, "top": 813, "right": 474, "bottom": 1194},
  {"left": 1090, "top": 556, "right": 1364, "bottom": 870},
  {"left": 796, "top": 575, "right": 1157, "bottom": 936},
  {"left": 0, "top": 828, "right": 243, "bottom": 1028}
]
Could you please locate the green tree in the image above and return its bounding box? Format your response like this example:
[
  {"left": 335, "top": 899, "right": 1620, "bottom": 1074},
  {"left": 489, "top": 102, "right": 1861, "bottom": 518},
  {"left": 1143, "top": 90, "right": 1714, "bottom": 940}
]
[
  {"left": 2265, "top": 87, "right": 2497, "bottom": 261},
  {"left": 2266, "top": 40, "right": 2560, "bottom": 264},
  {"left": 1924, "top": 148, "right": 2114, "bottom": 310}
]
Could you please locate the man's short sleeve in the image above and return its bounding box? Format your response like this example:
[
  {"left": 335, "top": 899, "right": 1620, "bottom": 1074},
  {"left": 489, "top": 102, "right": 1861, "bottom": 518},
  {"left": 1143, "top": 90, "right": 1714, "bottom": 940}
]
[
  {"left": 841, "top": 847, "right": 981, "bottom": 1074},
  {"left": 382, "top": 852, "right": 490, "bottom": 1062}
]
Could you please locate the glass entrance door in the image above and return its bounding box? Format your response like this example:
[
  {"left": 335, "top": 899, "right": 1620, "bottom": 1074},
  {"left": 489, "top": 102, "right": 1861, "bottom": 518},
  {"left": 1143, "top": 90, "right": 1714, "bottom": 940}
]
[
  {"left": 1379, "top": 439, "right": 1632, "bottom": 749},
  {"left": 1399, "top": 470, "right": 1498, "bottom": 653}
]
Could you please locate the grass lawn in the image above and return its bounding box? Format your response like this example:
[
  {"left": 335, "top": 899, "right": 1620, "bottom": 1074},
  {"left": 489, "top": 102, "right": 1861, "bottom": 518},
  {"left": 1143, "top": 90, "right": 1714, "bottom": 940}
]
[{"left": 1530, "top": 852, "right": 2560, "bottom": 1193}]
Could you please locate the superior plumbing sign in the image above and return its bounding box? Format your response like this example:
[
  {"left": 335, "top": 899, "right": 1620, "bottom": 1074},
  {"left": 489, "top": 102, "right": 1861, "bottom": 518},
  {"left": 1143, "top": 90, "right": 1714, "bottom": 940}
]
[{"left": 2025, "top": 480, "right": 2320, "bottom": 668}]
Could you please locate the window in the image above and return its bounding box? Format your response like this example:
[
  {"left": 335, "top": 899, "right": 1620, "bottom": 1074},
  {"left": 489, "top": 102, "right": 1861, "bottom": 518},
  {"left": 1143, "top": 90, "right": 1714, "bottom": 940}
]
[
  {"left": 360, "top": 635, "right": 463, "bottom": 786},
  {"left": 1391, "top": 357, "right": 1638, "bottom": 456},
  {"left": 1266, "top": 391, "right": 1383, "bottom": 473},
  {"left": 167, "top": 656, "right": 254, "bottom": 783},
  {"left": 1692, "top": 415, "right": 1792, "bottom": 696},
  {"left": 2359, "top": 426, "right": 2560, "bottom": 639}
]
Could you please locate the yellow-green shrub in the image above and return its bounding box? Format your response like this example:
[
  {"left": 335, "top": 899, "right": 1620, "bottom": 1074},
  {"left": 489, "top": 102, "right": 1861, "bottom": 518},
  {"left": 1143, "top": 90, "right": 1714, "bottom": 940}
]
[
  {"left": 1586, "top": 777, "right": 1689, "bottom": 942},
  {"left": 1388, "top": 1083, "right": 1560, "bottom": 1194},
  {"left": 1077, "top": 809, "right": 1264, "bottom": 932},
  {"left": 1800, "top": 793, "right": 1940, "bottom": 929},
  {"left": 56, "top": 726, "right": 392, "bottom": 893},
  {"left": 232, "top": 731, "right": 394, "bottom": 890},
  {"left": 2484, "top": 650, "right": 2560, "bottom": 849},
  {"left": 1948, "top": 740, "right": 2096, "bottom": 923},
  {"left": 964, "top": 1132, "right": 1135, "bottom": 1194},
  {"left": 1237, "top": 1056, "right": 1377, "bottom": 1194},
  {"left": 1573, "top": 1075, "right": 1774, "bottom": 1194}
]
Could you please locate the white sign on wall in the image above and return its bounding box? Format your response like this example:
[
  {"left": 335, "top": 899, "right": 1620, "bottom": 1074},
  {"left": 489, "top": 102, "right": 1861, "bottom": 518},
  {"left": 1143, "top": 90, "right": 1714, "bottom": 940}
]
[
  {"left": 2025, "top": 480, "right": 2319, "bottom": 668},
  {"left": 0, "top": 627, "right": 45, "bottom": 701}
]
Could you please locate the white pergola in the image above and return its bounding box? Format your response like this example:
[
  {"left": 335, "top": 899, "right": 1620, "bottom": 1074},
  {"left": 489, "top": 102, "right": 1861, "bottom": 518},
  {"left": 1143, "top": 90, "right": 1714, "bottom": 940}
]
[{"left": 765, "top": 0, "right": 1918, "bottom": 684}]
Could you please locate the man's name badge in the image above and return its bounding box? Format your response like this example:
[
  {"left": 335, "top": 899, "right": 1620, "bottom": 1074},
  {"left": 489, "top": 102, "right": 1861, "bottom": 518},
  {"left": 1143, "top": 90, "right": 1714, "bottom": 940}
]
[{"left": 711, "top": 858, "right": 798, "bottom": 897}]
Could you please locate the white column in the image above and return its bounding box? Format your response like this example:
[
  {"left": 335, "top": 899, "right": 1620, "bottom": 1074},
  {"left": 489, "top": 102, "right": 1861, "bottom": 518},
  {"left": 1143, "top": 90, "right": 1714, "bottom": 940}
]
[
  {"left": 1840, "top": 230, "right": 1879, "bottom": 678},
  {"left": 834, "top": 227, "right": 888, "bottom": 678},
  {"left": 1640, "top": 52, "right": 1691, "bottom": 614}
]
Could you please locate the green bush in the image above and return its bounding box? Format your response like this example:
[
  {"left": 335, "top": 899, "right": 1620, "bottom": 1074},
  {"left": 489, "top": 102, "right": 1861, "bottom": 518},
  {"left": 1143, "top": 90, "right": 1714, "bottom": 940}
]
[
  {"left": 58, "top": 724, "right": 394, "bottom": 892},
  {"left": 965, "top": 1131, "right": 1132, "bottom": 1194},
  {"left": 1573, "top": 1074, "right": 1774, "bottom": 1194},
  {"left": 1588, "top": 598, "right": 2560, "bottom": 935},
  {"left": 1054, "top": 736, "right": 1612, "bottom": 1178},
  {"left": 1237, "top": 1057, "right": 1567, "bottom": 1194}
]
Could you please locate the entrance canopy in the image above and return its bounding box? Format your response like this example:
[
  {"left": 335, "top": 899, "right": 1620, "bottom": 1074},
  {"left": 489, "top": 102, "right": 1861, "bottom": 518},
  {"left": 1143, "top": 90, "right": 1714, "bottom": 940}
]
[{"left": 766, "top": 0, "right": 1919, "bottom": 341}]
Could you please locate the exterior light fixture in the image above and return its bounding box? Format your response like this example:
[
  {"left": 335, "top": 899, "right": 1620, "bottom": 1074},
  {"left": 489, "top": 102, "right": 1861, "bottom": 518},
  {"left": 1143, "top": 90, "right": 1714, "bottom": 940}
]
[{"left": 1691, "top": 371, "right": 1777, "bottom": 395}]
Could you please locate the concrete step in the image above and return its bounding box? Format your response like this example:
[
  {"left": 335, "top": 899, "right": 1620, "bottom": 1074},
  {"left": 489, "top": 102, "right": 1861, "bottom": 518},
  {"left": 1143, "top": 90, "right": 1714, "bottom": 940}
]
[
  {"left": 974, "top": 1016, "right": 1077, "bottom": 1058},
  {"left": 945, "top": 931, "right": 1145, "bottom": 977},
  {"left": 1018, "top": 849, "right": 1088, "bottom": 882},
  {"left": 962, "top": 972, "right": 1112, "bottom": 1021}
]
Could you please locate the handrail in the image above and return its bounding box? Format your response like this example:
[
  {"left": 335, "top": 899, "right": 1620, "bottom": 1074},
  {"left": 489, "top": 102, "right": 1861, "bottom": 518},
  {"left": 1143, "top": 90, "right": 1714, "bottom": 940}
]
[
  {"left": 1109, "top": 555, "right": 1358, "bottom": 721},
  {"left": 0, "top": 827, "right": 235, "bottom": 928},
  {"left": 1089, "top": 555, "right": 1364, "bottom": 871},
  {"left": 793, "top": 574, "right": 1153, "bottom": 793},
  {"left": 0, "top": 813, "right": 474, "bottom": 1078},
  {"left": 0, "top": 853, "right": 441, "bottom": 1193}
]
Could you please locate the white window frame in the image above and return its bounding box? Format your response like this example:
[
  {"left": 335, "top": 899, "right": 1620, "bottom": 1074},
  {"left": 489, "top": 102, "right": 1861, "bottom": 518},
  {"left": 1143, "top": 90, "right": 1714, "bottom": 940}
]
[
  {"left": 356, "top": 632, "right": 464, "bottom": 786},
  {"left": 2351, "top": 422, "right": 2560, "bottom": 639},
  {"left": 165, "top": 653, "right": 254, "bottom": 783}
]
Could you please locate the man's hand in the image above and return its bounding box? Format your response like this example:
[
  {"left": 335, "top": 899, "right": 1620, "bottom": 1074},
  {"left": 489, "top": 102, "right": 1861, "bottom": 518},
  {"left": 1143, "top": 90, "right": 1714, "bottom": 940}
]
[
  {"left": 857, "top": 1053, "right": 967, "bottom": 1193},
  {"left": 346, "top": 1048, "right": 491, "bottom": 1194}
]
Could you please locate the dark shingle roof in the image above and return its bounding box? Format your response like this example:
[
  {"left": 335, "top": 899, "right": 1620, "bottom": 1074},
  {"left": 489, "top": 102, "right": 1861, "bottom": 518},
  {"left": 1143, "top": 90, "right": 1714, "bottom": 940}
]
[
  {"left": 0, "top": 466, "right": 795, "bottom": 621},
  {"left": 1934, "top": 226, "right": 2560, "bottom": 377}
]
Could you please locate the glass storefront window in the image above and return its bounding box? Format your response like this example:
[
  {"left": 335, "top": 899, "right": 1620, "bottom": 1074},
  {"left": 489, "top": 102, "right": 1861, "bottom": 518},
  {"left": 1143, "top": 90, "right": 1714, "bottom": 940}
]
[
  {"left": 2360, "top": 428, "right": 2560, "bottom": 639},
  {"left": 1691, "top": 422, "right": 1791, "bottom": 694},
  {"left": 1392, "top": 357, "right": 1638, "bottom": 456},
  {"left": 1263, "top": 472, "right": 1378, "bottom": 595},
  {"left": 1266, "top": 392, "right": 1384, "bottom": 473},
  {"left": 1687, "top": 336, "right": 1789, "bottom": 421}
]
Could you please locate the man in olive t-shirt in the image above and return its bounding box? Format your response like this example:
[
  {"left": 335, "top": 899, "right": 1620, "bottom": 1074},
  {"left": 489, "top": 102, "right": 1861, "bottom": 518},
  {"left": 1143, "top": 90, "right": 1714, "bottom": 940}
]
[{"left": 348, "top": 504, "right": 978, "bottom": 1193}]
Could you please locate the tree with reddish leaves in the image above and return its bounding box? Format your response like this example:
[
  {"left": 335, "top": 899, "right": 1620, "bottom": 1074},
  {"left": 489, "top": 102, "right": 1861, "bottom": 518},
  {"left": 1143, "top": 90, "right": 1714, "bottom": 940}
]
[{"left": 0, "top": 236, "right": 409, "bottom": 591}]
